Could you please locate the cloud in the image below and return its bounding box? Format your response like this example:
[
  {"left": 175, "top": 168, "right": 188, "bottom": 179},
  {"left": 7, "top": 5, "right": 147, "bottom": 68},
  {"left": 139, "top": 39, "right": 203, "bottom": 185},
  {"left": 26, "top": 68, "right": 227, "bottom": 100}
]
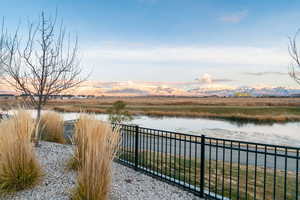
[
  {"left": 198, "top": 73, "right": 213, "bottom": 84},
  {"left": 106, "top": 88, "right": 149, "bottom": 94},
  {"left": 154, "top": 86, "right": 175, "bottom": 94},
  {"left": 126, "top": 81, "right": 199, "bottom": 86},
  {"left": 91, "top": 80, "right": 199, "bottom": 89},
  {"left": 244, "top": 71, "right": 288, "bottom": 76},
  {"left": 195, "top": 73, "right": 234, "bottom": 84},
  {"left": 219, "top": 10, "right": 248, "bottom": 23},
  {"left": 82, "top": 44, "right": 289, "bottom": 67}
]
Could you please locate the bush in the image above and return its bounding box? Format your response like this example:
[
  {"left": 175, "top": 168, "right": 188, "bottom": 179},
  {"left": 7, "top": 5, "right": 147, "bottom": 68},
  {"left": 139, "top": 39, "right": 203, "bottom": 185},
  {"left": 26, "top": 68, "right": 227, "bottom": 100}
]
[
  {"left": 107, "top": 100, "right": 133, "bottom": 124},
  {"left": 0, "top": 110, "right": 42, "bottom": 194},
  {"left": 71, "top": 114, "right": 120, "bottom": 200},
  {"left": 40, "top": 111, "right": 65, "bottom": 144}
]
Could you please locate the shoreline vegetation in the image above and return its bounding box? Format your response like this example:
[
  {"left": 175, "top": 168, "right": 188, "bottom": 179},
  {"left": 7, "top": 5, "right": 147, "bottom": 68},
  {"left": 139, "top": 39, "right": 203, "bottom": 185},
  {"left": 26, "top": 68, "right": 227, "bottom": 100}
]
[
  {"left": 2, "top": 97, "right": 300, "bottom": 123},
  {"left": 53, "top": 105, "right": 300, "bottom": 124}
]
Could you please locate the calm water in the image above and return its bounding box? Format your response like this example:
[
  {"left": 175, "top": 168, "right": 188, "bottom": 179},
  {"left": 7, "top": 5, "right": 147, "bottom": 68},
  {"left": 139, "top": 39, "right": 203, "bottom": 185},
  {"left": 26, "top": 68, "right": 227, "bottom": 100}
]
[{"left": 8, "top": 110, "right": 300, "bottom": 147}]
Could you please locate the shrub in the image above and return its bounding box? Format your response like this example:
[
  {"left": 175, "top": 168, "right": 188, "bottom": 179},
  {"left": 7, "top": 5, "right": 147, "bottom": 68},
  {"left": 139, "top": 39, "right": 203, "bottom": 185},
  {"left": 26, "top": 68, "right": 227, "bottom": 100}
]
[
  {"left": 107, "top": 100, "right": 133, "bottom": 124},
  {"left": 71, "top": 114, "right": 120, "bottom": 200},
  {"left": 0, "top": 110, "right": 42, "bottom": 194},
  {"left": 40, "top": 111, "right": 65, "bottom": 144}
]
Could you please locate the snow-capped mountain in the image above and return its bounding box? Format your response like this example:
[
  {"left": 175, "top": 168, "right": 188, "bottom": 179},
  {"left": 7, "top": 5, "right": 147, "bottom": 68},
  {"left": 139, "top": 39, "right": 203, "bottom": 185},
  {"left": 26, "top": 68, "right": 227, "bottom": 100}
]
[
  {"left": 188, "top": 86, "right": 300, "bottom": 97},
  {"left": 1, "top": 79, "right": 300, "bottom": 97}
]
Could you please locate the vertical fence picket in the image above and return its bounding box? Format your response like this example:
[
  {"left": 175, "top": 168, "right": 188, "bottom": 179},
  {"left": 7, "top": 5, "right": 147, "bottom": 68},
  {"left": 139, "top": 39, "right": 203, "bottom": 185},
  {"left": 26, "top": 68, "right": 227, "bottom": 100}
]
[
  {"left": 284, "top": 147, "right": 288, "bottom": 200},
  {"left": 273, "top": 147, "right": 277, "bottom": 200},
  {"left": 200, "top": 135, "right": 205, "bottom": 198},
  {"left": 134, "top": 125, "right": 139, "bottom": 170},
  {"left": 296, "top": 150, "right": 299, "bottom": 200}
]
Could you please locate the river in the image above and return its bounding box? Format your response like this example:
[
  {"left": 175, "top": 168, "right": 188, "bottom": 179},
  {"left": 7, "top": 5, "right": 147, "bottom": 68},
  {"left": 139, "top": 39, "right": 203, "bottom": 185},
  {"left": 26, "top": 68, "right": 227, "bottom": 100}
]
[{"left": 10, "top": 109, "right": 299, "bottom": 147}]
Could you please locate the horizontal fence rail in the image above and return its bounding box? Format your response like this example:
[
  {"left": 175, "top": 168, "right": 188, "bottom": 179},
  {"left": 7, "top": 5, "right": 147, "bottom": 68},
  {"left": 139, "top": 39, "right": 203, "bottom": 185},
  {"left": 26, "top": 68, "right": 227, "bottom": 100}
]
[{"left": 114, "top": 124, "right": 300, "bottom": 200}]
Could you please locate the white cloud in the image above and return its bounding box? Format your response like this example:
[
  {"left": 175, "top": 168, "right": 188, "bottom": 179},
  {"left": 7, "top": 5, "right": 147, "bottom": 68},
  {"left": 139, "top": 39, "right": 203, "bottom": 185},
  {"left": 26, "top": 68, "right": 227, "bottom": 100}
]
[
  {"left": 219, "top": 10, "right": 248, "bottom": 23},
  {"left": 195, "top": 73, "right": 234, "bottom": 84},
  {"left": 82, "top": 44, "right": 289, "bottom": 67},
  {"left": 198, "top": 73, "right": 213, "bottom": 84}
]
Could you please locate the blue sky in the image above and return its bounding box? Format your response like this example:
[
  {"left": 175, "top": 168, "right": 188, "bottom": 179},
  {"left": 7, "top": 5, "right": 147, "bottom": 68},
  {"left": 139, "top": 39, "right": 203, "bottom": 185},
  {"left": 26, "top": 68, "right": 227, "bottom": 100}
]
[{"left": 1, "top": 0, "right": 300, "bottom": 88}]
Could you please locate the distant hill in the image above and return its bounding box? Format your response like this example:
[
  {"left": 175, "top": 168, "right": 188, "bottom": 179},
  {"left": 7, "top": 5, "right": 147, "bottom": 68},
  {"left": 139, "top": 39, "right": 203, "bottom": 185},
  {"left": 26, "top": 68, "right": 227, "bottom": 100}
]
[{"left": 1, "top": 79, "right": 300, "bottom": 97}]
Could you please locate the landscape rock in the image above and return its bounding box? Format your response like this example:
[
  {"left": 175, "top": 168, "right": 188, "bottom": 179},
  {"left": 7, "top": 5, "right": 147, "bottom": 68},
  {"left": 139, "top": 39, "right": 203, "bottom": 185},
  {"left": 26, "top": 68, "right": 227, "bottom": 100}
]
[{"left": 3, "top": 141, "right": 200, "bottom": 200}]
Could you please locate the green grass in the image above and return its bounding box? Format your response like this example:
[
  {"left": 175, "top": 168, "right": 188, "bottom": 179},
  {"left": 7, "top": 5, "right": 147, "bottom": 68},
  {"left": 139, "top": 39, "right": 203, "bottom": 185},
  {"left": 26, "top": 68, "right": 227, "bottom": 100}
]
[{"left": 118, "top": 149, "right": 299, "bottom": 200}]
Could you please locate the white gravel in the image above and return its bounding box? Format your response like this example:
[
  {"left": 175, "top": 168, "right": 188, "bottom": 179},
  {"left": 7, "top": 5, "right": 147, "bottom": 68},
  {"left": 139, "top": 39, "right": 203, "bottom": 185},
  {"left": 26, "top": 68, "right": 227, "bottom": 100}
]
[{"left": 2, "top": 142, "right": 201, "bottom": 200}]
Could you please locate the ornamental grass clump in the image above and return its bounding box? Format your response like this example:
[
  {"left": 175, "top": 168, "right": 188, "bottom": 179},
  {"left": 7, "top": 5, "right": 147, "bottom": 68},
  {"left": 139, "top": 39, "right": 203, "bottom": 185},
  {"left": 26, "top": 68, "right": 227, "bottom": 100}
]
[
  {"left": 0, "top": 110, "right": 42, "bottom": 194},
  {"left": 71, "top": 114, "right": 120, "bottom": 200},
  {"left": 67, "top": 114, "right": 90, "bottom": 170},
  {"left": 40, "top": 111, "right": 65, "bottom": 144}
]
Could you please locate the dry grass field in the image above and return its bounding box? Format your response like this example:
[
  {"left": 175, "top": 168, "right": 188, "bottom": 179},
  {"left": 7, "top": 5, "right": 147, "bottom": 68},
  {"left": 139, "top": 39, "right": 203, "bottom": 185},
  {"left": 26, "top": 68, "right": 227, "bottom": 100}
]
[
  {"left": 47, "top": 97, "right": 300, "bottom": 107},
  {"left": 2, "top": 97, "right": 300, "bottom": 123}
]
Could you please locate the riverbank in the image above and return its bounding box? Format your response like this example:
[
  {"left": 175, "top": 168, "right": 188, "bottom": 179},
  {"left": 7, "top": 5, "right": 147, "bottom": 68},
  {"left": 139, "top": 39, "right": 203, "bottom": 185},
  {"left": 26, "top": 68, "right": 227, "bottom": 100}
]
[
  {"left": 2, "top": 97, "right": 300, "bottom": 123},
  {"left": 52, "top": 104, "right": 300, "bottom": 123}
]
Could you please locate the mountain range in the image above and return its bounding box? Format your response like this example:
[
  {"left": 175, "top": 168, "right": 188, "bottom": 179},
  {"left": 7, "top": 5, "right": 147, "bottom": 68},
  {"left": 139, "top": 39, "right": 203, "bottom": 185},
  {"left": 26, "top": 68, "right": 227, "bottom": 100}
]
[{"left": 1, "top": 80, "right": 300, "bottom": 97}]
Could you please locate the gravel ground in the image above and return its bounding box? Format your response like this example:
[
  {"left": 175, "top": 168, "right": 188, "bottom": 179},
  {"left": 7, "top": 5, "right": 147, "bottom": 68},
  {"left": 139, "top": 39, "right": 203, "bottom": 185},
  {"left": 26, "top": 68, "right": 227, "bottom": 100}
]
[{"left": 2, "top": 142, "right": 201, "bottom": 200}]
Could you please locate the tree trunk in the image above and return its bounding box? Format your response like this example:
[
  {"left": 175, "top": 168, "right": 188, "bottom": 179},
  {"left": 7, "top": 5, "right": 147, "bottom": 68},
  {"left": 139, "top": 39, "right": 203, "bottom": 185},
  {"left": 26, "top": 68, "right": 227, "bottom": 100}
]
[
  {"left": 36, "top": 105, "right": 41, "bottom": 121},
  {"left": 34, "top": 103, "right": 42, "bottom": 147}
]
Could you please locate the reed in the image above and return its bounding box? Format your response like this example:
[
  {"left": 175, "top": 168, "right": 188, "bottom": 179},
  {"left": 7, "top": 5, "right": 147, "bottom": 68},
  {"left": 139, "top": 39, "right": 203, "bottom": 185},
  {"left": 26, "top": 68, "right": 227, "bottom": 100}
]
[
  {"left": 54, "top": 105, "right": 300, "bottom": 124},
  {"left": 71, "top": 114, "right": 120, "bottom": 200},
  {"left": 0, "top": 110, "right": 42, "bottom": 194},
  {"left": 40, "top": 111, "right": 65, "bottom": 144}
]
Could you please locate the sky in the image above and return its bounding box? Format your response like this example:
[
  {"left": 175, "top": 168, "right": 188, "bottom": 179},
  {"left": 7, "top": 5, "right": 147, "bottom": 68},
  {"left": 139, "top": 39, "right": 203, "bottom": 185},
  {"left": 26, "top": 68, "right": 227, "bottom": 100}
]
[{"left": 1, "top": 0, "right": 300, "bottom": 91}]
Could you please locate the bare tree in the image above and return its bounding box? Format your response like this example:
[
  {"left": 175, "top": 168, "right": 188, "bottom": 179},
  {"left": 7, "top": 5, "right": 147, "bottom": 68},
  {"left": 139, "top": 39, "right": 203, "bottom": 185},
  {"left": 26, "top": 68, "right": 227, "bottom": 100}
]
[
  {"left": 0, "top": 20, "right": 7, "bottom": 76},
  {"left": 288, "top": 30, "right": 300, "bottom": 84},
  {"left": 0, "top": 12, "right": 85, "bottom": 120}
]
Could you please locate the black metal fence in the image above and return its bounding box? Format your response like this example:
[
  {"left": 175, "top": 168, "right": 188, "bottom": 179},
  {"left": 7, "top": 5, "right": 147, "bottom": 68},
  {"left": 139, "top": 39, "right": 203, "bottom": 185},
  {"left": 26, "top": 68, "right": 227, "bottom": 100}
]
[{"left": 115, "top": 124, "right": 300, "bottom": 200}]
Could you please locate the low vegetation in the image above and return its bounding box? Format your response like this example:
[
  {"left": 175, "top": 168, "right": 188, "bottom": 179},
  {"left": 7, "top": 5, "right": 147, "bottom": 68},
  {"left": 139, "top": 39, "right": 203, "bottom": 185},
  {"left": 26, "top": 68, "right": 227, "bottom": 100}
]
[
  {"left": 53, "top": 104, "right": 300, "bottom": 123},
  {"left": 45, "top": 97, "right": 300, "bottom": 123},
  {"left": 71, "top": 114, "right": 120, "bottom": 200},
  {"left": 46, "top": 96, "right": 300, "bottom": 107},
  {"left": 0, "top": 110, "right": 42, "bottom": 194},
  {"left": 107, "top": 100, "right": 133, "bottom": 124},
  {"left": 40, "top": 111, "right": 65, "bottom": 144},
  {"left": 2, "top": 97, "right": 300, "bottom": 123}
]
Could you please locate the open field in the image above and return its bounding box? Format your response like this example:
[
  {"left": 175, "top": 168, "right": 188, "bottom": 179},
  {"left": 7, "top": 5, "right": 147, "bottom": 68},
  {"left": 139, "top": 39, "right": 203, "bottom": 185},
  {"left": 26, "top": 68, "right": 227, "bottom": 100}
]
[
  {"left": 2, "top": 97, "right": 300, "bottom": 123},
  {"left": 48, "top": 97, "right": 300, "bottom": 123},
  {"left": 47, "top": 96, "right": 300, "bottom": 106}
]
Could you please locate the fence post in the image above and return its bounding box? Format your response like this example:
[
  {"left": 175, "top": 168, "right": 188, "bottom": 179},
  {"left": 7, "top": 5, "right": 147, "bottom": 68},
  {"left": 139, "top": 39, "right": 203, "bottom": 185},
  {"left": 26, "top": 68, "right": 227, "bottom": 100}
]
[
  {"left": 134, "top": 125, "right": 139, "bottom": 170},
  {"left": 200, "top": 135, "right": 206, "bottom": 198}
]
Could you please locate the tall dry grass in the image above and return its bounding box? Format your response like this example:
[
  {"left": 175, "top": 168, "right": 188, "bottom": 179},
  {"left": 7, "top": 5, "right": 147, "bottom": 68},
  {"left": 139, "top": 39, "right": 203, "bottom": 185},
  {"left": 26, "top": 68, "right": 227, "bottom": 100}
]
[
  {"left": 48, "top": 97, "right": 300, "bottom": 107},
  {"left": 67, "top": 115, "right": 90, "bottom": 170},
  {"left": 0, "top": 110, "right": 42, "bottom": 194},
  {"left": 71, "top": 114, "right": 120, "bottom": 200},
  {"left": 40, "top": 111, "right": 65, "bottom": 144}
]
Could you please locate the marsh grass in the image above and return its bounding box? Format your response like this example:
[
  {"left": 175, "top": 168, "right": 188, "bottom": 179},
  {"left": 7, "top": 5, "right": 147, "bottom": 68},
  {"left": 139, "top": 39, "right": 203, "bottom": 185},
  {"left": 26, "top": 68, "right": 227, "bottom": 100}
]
[
  {"left": 0, "top": 110, "right": 42, "bottom": 194},
  {"left": 53, "top": 104, "right": 300, "bottom": 123},
  {"left": 40, "top": 111, "right": 65, "bottom": 144},
  {"left": 71, "top": 114, "right": 120, "bottom": 200}
]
